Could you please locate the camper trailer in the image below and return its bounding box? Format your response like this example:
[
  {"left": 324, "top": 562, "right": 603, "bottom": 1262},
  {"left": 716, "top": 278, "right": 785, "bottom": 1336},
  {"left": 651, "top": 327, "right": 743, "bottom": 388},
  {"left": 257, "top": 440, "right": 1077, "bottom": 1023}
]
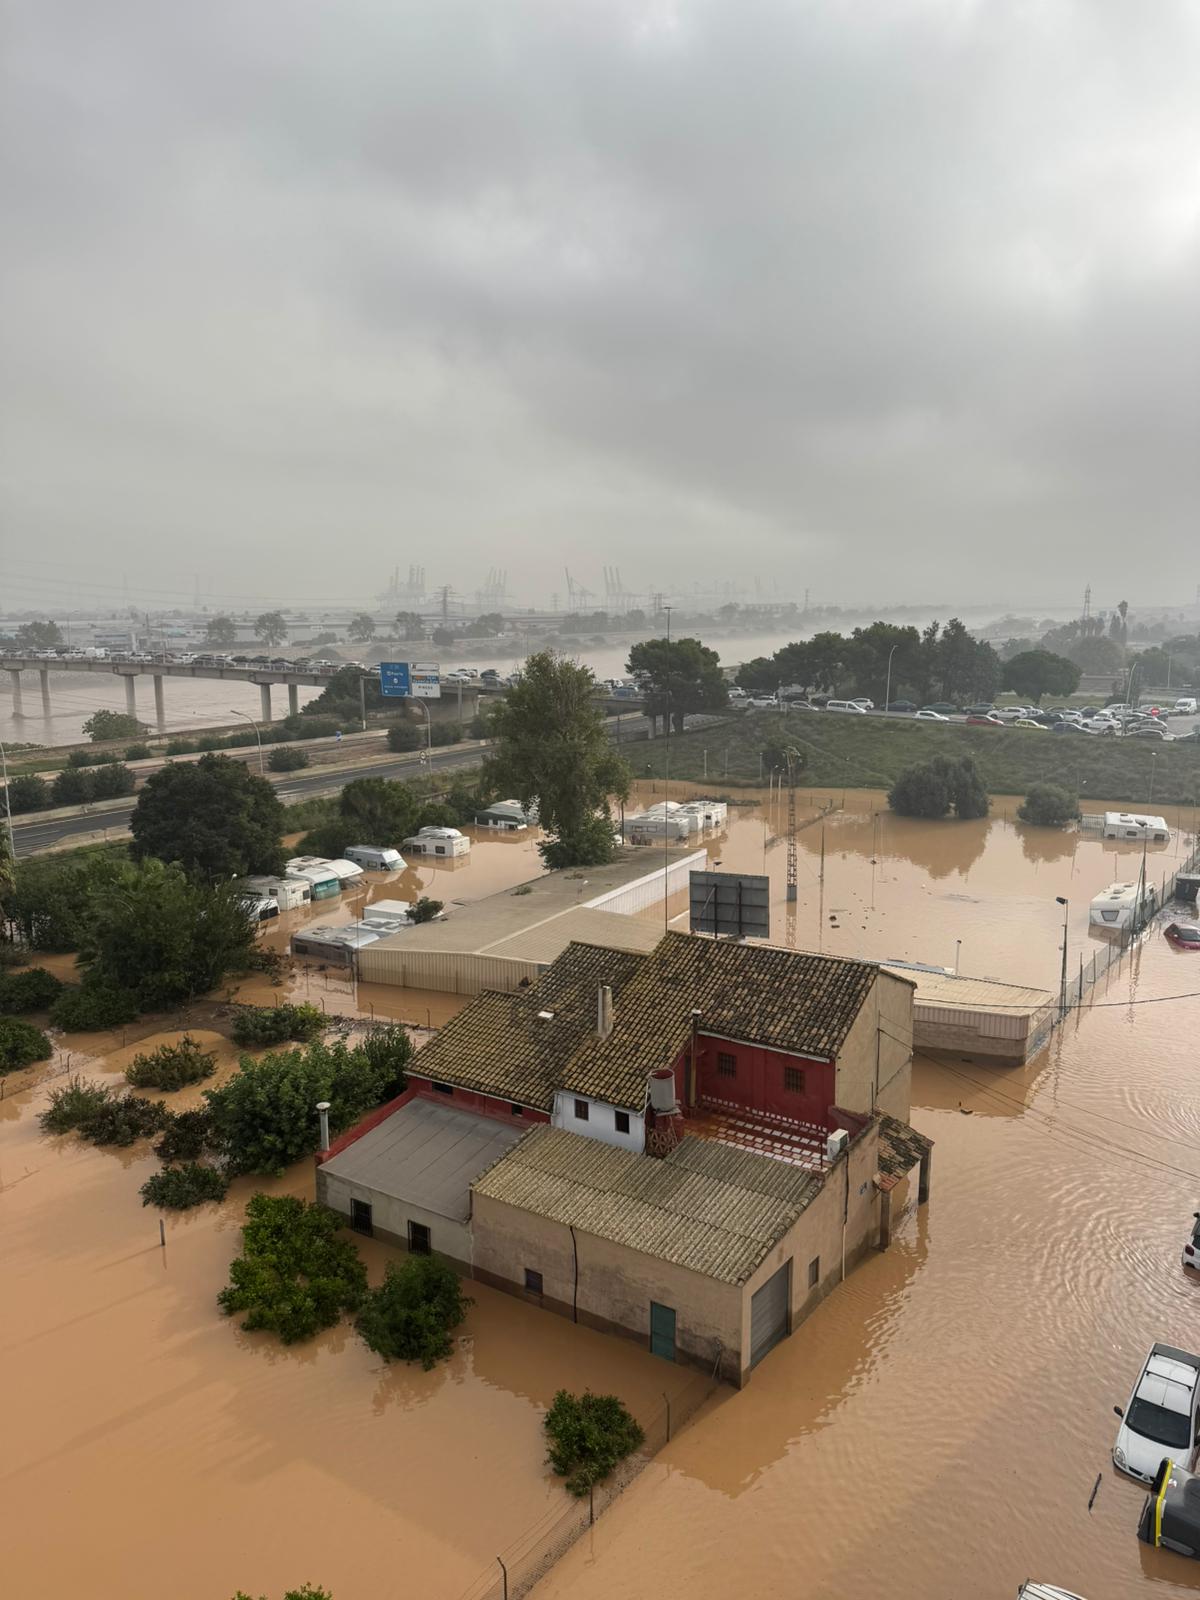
[
  {"left": 238, "top": 874, "right": 312, "bottom": 912},
  {"left": 476, "top": 800, "right": 531, "bottom": 831},
  {"left": 284, "top": 858, "right": 342, "bottom": 900},
  {"left": 402, "top": 826, "right": 471, "bottom": 859},
  {"left": 342, "top": 845, "right": 406, "bottom": 871},
  {"left": 1089, "top": 880, "right": 1159, "bottom": 932},
  {"left": 1103, "top": 811, "right": 1171, "bottom": 843},
  {"left": 290, "top": 924, "right": 381, "bottom": 965}
]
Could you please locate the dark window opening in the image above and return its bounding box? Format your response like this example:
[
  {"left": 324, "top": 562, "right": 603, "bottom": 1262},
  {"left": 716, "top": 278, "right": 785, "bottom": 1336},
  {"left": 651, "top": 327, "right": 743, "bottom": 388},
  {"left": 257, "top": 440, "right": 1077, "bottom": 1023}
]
[
  {"left": 574, "top": 1099, "right": 590, "bottom": 1121},
  {"left": 510, "top": 1103, "right": 524, "bottom": 1116},
  {"left": 409, "top": 1221, "right": 431, "bottom": 1255},
  {"left": 784, "top": 1066, "right": 806, "bottom": 1094},
  {"left": 808, "top": 1256, "right": 820, "bottom": 1289},
  {"left": 717, "top": 1051, "right": 737, "bottom": 1078},
  {"left": 350, "top": 1199, "right": 373, "bottom": 1237},
  {"left": 524, "top": 1268, "right": 543, "bottom": 1296},
  {"left": 614, "top": 1110, "right": 630, "bottom": 1135},
  {"left": 432, "top": 1081, "right": 454, "bottom": 1096}
]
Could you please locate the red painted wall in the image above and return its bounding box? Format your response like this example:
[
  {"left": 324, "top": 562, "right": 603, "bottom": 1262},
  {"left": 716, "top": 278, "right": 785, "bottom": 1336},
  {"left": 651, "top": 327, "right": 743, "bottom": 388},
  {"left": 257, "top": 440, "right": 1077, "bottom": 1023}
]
[
  {"left": 407, "top": 1075, "right": 551, "bottom": 1128},
  {"left": 692, "top": 1033, "right": 835, "bottom": 1128}
]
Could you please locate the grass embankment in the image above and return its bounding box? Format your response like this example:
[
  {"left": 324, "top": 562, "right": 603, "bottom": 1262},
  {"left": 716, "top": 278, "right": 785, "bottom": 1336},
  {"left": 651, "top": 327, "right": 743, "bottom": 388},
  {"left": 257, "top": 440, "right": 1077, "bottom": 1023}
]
[{"left": 638, "top": 711, "right": 1200, "bottom": 806}]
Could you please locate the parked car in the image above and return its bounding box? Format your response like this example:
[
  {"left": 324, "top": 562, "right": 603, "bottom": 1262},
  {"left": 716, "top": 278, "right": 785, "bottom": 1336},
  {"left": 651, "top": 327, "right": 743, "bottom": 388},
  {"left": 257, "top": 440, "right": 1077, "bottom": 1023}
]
[
  {"left": 914, "top": 709, "right": 950, "bottom": 722},
  {"left": 1173, "top": 729, "right": 1200, "bottom": 745},
  {"left": 1130, "top": 724, "right": 1172, "bottom": 741},
  {"left": 966, "top": 713, "right": 1003, "bottom": 727},
  {"left": 1113, "top": 1343, "right": 1200, "bottom": 1483},
  {"left": 1185, "top": 1212, "right": 1200, "bottom": 1271},
  {"left": 825, "top": 699, "right": 867, "bottom": 714},
  {"left": 747, "top": 695, "right": 778, "bottom": 709},
  {"left": 1013, "top": 718, "right": 1047, "bottom": 730},
  {"left": 993, "top": 706, "right": 1029, "bottom": 722},
  {"left": 850, "top": 698, "right": 874, "bottom": 710},
  {"left": 887, "top": 699, "right": 917, "bottom": 713},
  {"left": 1051, "top": 721, "right": 1086, "bottom": 735},
  {"left": 1164, "top": 924, "right": 1200, "bottom": 951},
  {"left": 964, "top": 703, "right": 995, "bottom": 716},
  {"left": 921, "top": 702, "right": 958, "bottom": 716}
]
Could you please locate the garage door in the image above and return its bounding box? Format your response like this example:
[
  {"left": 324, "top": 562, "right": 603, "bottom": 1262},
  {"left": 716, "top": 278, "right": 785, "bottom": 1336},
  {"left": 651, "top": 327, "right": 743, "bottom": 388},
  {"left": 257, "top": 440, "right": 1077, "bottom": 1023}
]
[{"left": 749, "top": 1261, "right": 791, "bottom": 1369}]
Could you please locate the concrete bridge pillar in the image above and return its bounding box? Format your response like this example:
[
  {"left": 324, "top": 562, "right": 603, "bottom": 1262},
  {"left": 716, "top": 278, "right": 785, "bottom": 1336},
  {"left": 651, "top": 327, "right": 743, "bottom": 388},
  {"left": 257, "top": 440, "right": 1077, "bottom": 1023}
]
[
  {"left": 259, "top": 682, "right": 272, "bottom": 722},
  {"left": 125, "top": 675, "right": 138, "bottom": 718},
  {"left": 153, "top": 675, "right": 166, "bottom": 733},
  {"left": 7, "top": 669, "right": 23, "bottom": 718},
  {"left": 287, "top": 682, "right": 299, "bottom": 716},
  {"left": 39, "top": 668, "right": 51, "bottom": 717}
]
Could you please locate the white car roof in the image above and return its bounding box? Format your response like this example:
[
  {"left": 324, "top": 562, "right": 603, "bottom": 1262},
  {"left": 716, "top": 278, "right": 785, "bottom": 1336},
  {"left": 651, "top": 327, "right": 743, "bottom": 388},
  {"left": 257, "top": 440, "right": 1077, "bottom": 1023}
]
[{"left": 1138, "top": 1353, "right": 1199, "bottom": 1415}]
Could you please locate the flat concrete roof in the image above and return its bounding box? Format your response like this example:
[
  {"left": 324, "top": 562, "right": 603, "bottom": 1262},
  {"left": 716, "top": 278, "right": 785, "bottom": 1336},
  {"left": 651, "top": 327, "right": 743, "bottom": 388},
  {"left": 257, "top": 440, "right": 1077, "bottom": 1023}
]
[
  {"left": 367, "top": 846, "right": 698, "bottom": 963},
  {"left": 321, "top": 1098, "right": 524, "bottom": 1221},
  {"left": 883, "top": 966, "right": 1053, "bottom": 1013}
]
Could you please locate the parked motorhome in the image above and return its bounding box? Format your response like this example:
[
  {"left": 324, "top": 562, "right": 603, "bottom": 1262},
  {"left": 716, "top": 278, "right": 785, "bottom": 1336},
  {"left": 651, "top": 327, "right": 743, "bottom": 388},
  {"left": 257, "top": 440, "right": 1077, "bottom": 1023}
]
[
  {"left": 290, "top": 924, "right": 381, "bottom": 964},
  {"left": 239, "top": 893, "right": 279, "bottom": 924},
  {"left": 238, "top": 874, "right": 312, "bottom": 911},
  {"left": 402, "top": 826, "right": 471, "bottom": 859},
  {"left": 677, "top": 798, "right": 728, "bottom": 829},
  {"left": 343, "top": 845, "right": 406, "bottom": 871},
  {"left": 627, "top": 802, "right": 695, "bottom": 844},
  {"left": 362, "top": 899, "right": 415, "bottom": 924},
  {"left": 1102, "top": 811, "right": 1171, "bottom": 843},
  {"left": 1089, "top": 880, "right": 1159, "bottom": 932},
  {"left": 476, "top": 800, "right": 531, "bottom": 831},
  {"left": 283, "top": 858, "right": 342, "bottom": 899}
]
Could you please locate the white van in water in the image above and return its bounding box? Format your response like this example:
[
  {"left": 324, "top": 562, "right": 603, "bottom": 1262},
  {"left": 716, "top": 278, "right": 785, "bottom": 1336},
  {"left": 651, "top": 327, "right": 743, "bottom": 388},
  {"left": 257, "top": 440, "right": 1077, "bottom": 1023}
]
[{"left": 343, "top": 845, "right": 406, "bottom": 871}]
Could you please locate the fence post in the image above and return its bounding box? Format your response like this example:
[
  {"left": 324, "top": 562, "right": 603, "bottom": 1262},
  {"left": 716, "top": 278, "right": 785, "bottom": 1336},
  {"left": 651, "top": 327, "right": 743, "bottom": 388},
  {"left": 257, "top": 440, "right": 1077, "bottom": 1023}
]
[
  {"left": 496, "top": 1556, "right": 508, "bottom": 1600},
  {"left": 1077, "top": 954, "right": 1083, "bottom": 1011},
  {"left": 663, "top": 1390, "right": 672, "bottom": 1442},
  {"left": 589, "top": 1484, "right": 595, "bottom": 1526}
]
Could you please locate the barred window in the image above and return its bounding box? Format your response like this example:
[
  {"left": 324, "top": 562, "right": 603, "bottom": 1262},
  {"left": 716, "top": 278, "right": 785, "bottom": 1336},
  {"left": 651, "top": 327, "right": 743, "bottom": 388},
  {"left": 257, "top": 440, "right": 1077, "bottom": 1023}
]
[
  {"left": 784, "top": 1066, "right": 806, "bottom": 1094},
  {"left": 717, "top": 1051, "right": 737, "bottom": 1078}
]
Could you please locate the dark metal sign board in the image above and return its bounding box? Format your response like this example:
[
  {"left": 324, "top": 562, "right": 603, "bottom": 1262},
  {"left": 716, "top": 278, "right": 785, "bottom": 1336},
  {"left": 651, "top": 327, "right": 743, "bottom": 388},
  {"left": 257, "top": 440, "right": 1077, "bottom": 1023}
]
[{"left": 689, "top": 870, "right": 771, "bottom": 940}]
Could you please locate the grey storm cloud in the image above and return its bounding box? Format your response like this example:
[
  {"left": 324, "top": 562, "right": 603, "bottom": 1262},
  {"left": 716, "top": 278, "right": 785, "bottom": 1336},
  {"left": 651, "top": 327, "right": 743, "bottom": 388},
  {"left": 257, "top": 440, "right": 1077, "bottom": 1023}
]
[{"left": 2, "top": 0, "right": 1197, "bottom": 611}]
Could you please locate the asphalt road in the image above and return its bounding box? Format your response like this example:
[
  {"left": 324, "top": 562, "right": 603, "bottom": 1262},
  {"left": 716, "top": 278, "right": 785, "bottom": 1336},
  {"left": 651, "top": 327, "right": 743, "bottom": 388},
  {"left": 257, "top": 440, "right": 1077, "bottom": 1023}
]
[{"left": 10, "top": 743, "right": 489, "bottom": 856}]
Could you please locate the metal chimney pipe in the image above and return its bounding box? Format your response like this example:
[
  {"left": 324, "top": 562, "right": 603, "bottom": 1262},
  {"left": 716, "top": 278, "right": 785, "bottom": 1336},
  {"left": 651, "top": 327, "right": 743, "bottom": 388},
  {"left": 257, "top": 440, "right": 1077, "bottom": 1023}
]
[
  {"left": 597, "top": 983, "right": 614, "bottom": 1040},
  {"left": 316, "top": 1100, "right": 331, "bottom": 1152}
]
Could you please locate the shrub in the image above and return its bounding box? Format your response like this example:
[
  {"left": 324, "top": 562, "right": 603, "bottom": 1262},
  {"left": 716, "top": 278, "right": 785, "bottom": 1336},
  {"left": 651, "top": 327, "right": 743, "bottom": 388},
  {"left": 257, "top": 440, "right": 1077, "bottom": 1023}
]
[
  {"left": 75, "top": 1092, "right": 170, "bottom": 1147},
  {"left": 355, "top": 1256, "right": 471, "bottom": 1368},
  {"left": 51, "top": 766, "right": 94, "bottom": 806},
  {"left": 232, "top": 1584, "right": 333, "bottom": 1599},
  {"left": 90, "top": 762, "right": 136, "bottom": 800},
  {"left": 1017, "top": 783, "right": 1079, "bottom": 828},
  {"left": 83, "top": 709, "right": 147, "bottom": 743},
  {"left": 140, "top": 1162, "right": 229, "bottom": 1209},
  {"left": 125, "top": 1034, "right": 219, "bottom": 1090},
  {"left": 40, "top": 1075, "right": 112, "bottom": 1133},
  {"left": 68, "top": 748, "right": 106, "bottom": 767},
  {"left": 5, "top": 774, "right": 50, "bottom": 813},
  {"left": 229, "top": 1003, "right": 326, "bottom": 1048},
  {"left": 50, "top": 983, "right": 140, "bottom": 1032},
  {"left": 543, "top": 1390, "right": 646, "bottom": 1496},
  {"left": 0, "top": 1016, "right": 53, "bottom": 1073},
  {"left": 0, "top": 966, "right": 65, "bottom": 1014},
  {"left": 888, "top": 754, "right": 990, "bottom": 820},
  {"left": 218, "top": 1194, "right": 367, "bottom": 1344},
  {"left": 124, "top": 744, "right": 153, "bottom": 761},
  {"left": 196, "top": 735, "right": 226, "bottom": 753},
  {"left": 165, "top": 739, "right": 197, "bottom": 756},
  {"left": 386, "top": 721, "right": 423, "bottom": 753},
  {"left": 429, "top": 723, "right": 464, "bottom": 747},
  {"left": 268, "top": 747, "right": 309, "bottom": 772},
  {"left": 410, "top": 897, "right": 443, "bottom": 924},
  {"left": 154, "top": 1106, "right": 215, "bottom": 1162}
]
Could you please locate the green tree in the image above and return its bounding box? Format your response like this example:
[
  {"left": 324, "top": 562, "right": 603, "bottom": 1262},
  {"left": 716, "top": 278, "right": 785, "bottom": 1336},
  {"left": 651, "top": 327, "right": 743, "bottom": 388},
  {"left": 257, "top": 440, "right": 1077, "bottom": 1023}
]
[
  {"left": 16, "top": 620, "right": 62, "bottom": 649},
  {"left": 483, "top": 651, "right": 630, "bottom": 868},
  {"left": 888, "top": 755, "right": 990, "bottom": 820},
  {"left": 464, "top": 612, "right": 504, "bottom": 637},
  {"left": 431, "top": 626, "right": 454, "bottom": 649},
  {"left": 386, "top": 720, "right": 424, "bottom": 753},
  {"left": 299, "top": 776, "right": 422, "bottom": 859},
  {"left": 0, "top": 1017, "right": 53, "bottom": 1073},
  {"left": 1017, "top": 784, "right": 1079, "bottom": 827},
  {"left": 934, "top": 618, "right": 999, "bottom": 703},
  {"left": 268, "top": 747, "right": 309, "bottom": 772},
  {"left": 205, "top": 615, "right": 239, "bottom": 646},
  {"left": 1065, "top": 635, "right": 1124, "bottom": 674},
  {"left": 776, "top": 632, "right": 847, "bottom": 694},
  {"left": 627, "top": 637, "right": 728, "bottom": 734},
  {"left": 232, "top": 1588, "right": 332, "bottom": 1600},
  {"left": 131, "top": 753, "right": 285, "bottom": 879},
  {"left": 846, "top": 623, "right": 923, "bottom": 703},
  {"left": 1001, "top": 650, "right": 1081, "bottom": 705},
  {"left": 205, "top": 1031, "right": 411, "bottom": 1176},
  {"left": 82, "top": 710, "right": 147, "bottom": 742},
  {"left": 90, "top": 762, "right": 136, "bottom": 800},
  {"left": 0, "top": 966, "right": 65, "bottom": 1014},
  {"left": 394, "top": 611, "right": 425, "bottom": 641},
  {"left": 3, "top": 848, "right": 129, "bottom": 951},
  {"left": 140, "top": 1162, "right": 228, "bottom": 1210},
  {"left": 255, "top": 611, "right": 287, "bottom": 647},
  {"left": 5, "top": 774, "right": 50, "bottom": 814},
  {"left": 543, "top": 1390, "right": 646, "bottom": 1497},
  {"left": 348, "top": 612, "right": 377, "bottom": 642},
  {"left": 51, "top": 766, "right": 94, "bottom": 806},
  {"left": 734, "top": 656, "right": 779, "bottom": 695},
  {"left": 73, "top": 858, "right": 256, "bottom": 1010},
  {"left": 218, "top": 1194, "right": 367, "bottom": 1344},
  {"left": 355, "top": 1255, "right": 472, "bottom": 1368}
]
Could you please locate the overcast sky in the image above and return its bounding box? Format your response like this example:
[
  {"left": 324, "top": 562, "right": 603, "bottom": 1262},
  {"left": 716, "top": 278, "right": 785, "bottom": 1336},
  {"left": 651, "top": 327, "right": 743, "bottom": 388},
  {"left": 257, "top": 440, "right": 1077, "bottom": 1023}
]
[{"left": 3, "top": 0, "right": 1197, "bottom": 615}]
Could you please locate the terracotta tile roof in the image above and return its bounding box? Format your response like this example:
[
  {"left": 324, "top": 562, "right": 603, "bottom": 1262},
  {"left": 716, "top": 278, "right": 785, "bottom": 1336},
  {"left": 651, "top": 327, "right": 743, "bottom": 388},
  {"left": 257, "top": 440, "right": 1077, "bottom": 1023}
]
[
  {"left": 472, "top": 1125, "right": 823, "bottom": 1285},
  {"left": 560, "top": 931, "right": 880, "bottom": 1109},
  {"left": 410, "top": 942, "right": 649, "bottom": 1111},
  {"left": 877, "top": 1114, "right": 932, "bottom": 1180}
]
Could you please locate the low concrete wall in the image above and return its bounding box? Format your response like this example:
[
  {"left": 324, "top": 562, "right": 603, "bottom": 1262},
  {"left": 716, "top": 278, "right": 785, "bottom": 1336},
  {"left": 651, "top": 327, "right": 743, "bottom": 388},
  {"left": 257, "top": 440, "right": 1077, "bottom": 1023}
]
[{"left": 355, "top": 946, "right": 541, "bottom": 994}]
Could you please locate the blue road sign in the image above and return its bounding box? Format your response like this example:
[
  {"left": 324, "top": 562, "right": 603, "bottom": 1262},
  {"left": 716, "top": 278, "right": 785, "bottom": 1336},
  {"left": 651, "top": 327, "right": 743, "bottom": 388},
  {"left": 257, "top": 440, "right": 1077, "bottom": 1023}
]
[{"left": 379, "top": 661, "right": 411, "bottom": 698}]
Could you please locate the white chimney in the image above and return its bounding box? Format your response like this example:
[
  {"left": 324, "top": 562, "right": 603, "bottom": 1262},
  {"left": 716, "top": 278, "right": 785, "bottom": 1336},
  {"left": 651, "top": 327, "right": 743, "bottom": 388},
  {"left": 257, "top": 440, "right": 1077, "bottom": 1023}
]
[
  {"left": 317, "top": 1100, "right": 331, "bottom": 1152},
  {"left": 597, "top": 983, "right": 614, "bottom": 1039}
]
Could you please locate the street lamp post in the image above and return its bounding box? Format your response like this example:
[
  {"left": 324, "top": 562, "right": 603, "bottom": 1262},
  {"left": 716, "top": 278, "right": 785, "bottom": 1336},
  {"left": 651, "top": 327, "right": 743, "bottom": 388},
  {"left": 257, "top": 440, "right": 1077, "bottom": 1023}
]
[
  {"left": 1055, "top": 895, "right": 1069, "bottom": 1019},
  {"left": 663, "top": 605, "right": 673, "bottom": 932},
  {"left": 0, "top": 738, "right": 16, "bottom": 865},
  {"left": 884, "top": 643, "right": 899, "bottom": 714},
  {"left": 229, "top": 708, "right": 264, "bottom": 775}
]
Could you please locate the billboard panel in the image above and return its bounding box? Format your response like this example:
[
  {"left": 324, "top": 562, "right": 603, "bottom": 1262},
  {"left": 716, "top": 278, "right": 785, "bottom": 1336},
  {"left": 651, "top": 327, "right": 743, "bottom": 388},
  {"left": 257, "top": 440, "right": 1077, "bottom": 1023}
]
[
  {"left": 379, "top": 661, "right": 411, "bottom": 698},
  {"left": 689, "top": 870, "right": 771, "bottom": 941}
]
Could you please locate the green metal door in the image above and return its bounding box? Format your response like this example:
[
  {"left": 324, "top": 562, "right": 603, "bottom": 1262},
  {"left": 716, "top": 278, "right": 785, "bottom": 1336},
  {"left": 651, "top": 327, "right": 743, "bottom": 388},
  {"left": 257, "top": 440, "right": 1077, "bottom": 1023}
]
[{"left": 650, "top": 1301, "right": 676, "bottom": 1362}]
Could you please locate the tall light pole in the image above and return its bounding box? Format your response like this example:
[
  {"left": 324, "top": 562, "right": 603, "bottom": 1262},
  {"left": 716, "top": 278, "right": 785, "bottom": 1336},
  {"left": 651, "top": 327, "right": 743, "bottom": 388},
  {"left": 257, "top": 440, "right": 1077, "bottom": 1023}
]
[
  {"left": 662, "top": 604, "right": 673, "bottom": 932},
  {"left": 229, "top": 708, "right": 264, "bottom": 776},
  {"left": 1055, "top": 895, "right": 1069, "bottom": 1019},
  {"left": 884, "top": 643, "right": 899, "bottom": 714},
  {"left": 0, "top": 738, "right": 16, "bottom": 865}
]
